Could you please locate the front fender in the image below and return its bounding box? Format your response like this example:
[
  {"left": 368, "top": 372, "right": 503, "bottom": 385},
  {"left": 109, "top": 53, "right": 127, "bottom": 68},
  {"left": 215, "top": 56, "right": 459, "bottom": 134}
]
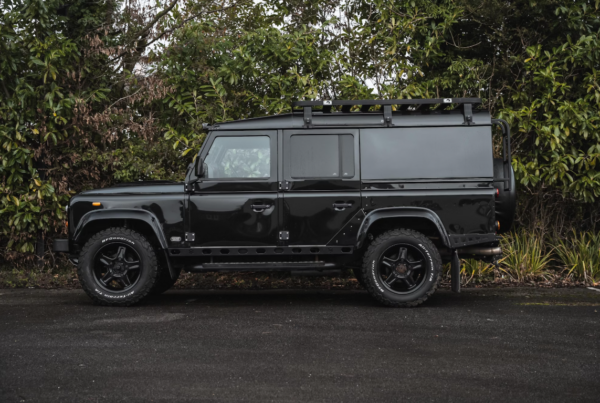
[
  {"left": 73, "top": 209, "right": 176, "bottom": 279},
  {"left": 356, "top": 207, "right": 450, "bottom": 248}
]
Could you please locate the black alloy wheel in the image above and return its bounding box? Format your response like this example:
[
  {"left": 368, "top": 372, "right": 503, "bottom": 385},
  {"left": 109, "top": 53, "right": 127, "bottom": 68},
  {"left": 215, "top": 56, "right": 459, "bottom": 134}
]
[
  {"left": 361, "top": 228, "right": 441, "bottom": 307},
  {"left": 93, "top": 243, "right": 141, "bottom": 291},
  {"left": 377, "top": 244, "right": 426, "bottom": 294},
  {"left": 78, "top": 227, "right": 160, "bottom": 306}
]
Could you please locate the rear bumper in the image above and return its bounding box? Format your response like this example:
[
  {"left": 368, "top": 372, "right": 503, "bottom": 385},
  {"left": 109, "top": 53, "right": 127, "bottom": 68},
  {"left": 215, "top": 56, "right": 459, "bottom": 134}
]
[{"left": 53, "top": 239, "right": 69, "bottom": 253}]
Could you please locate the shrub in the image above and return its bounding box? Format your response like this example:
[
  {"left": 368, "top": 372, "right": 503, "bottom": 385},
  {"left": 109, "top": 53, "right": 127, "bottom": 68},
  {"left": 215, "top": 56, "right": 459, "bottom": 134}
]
[
  {"left": 500, "top": 231, "right": 552, "bottom": 282},
  {"left": 553, "top": 231, "right": 600, "bottom": 284},
  {"left": 461, "top": 259, "right": 495, "bottom": 285}
]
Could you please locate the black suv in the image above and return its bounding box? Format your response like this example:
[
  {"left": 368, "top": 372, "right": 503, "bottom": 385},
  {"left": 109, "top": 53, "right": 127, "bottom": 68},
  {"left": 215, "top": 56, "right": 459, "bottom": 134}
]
[{"left": 53, "top": 98, "right": 516, "bottom": 307}]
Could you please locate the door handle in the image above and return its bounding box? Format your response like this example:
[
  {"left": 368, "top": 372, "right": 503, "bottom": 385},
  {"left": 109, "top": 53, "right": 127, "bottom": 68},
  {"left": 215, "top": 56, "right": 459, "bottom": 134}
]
[
  {"left": 251, "top": 203, "right": 272, "bottom": 211},
  {"left": 333, "top": 202, "right": 353, "bottom": 210}
]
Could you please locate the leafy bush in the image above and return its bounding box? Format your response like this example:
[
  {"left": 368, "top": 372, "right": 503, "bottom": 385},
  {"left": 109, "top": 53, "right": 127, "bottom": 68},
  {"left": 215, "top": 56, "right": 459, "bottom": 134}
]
[{"left": 553, "top": 231, "right": 600, "bottom": 283}]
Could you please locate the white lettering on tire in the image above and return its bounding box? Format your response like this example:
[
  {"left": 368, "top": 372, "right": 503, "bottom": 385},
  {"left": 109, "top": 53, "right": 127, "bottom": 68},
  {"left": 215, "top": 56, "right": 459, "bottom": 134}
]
[
  {"left": 418, "top": 243, "right": 435, "bottom": 282},
  {"left": 102, "top": 237, "right": 135, "bottom": 245},
  {"left": 94, "top": 288, "right": 135, "bottom": 298},
  {"left": 371, "top": 260, "right": 385, "bottom": 293}
]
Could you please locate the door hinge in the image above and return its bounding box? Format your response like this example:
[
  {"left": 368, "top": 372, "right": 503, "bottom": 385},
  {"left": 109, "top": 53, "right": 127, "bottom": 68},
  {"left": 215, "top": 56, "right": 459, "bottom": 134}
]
[
  {"left": 278, "top": 231, "right": 290, "bottom": 241},
  {"left": 279, "top": 181, "right": 290, "bottom": 191},
  {"left": 185, "top": 232, "right": 195, "bottom": 242}
]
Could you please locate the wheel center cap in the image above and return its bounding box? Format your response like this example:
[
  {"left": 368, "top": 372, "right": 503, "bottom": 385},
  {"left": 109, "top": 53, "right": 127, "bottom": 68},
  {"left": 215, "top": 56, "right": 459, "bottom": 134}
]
[
  {"left": 112, "top": 263, "right": 125, "bottom": 275},
  {"left": 395, "top": 263, "right": 408, "bottom": 275}
]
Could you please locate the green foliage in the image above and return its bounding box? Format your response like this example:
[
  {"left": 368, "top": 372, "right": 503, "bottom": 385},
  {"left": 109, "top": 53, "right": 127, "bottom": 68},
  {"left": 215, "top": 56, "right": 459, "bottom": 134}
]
[
  {"left": 0, "top": 0, "right": 78, "bottom": 253},
  {"left": 2, "top": 0, "right": 600, "bottom": 266},
  {"left": 500, "top": 231, "right": 553, "bottom": 281},
  {"left": 461, "top": 259, "right": 495, "bottom": 285},
  {"left": 553, "top": 231, "right": 600, "bottom": 283}
]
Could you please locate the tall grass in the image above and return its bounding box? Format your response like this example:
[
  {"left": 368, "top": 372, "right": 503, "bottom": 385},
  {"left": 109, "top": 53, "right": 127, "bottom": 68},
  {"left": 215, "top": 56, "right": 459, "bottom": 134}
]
[
  {"left": 553, "top": 231, "right": 600, "bottom": 283},
  {"left": 461, "top": 259, "right": 495, "bottom": 285},
  {"left": 500, "top": 230, "right": 553, "bottom": 282}
]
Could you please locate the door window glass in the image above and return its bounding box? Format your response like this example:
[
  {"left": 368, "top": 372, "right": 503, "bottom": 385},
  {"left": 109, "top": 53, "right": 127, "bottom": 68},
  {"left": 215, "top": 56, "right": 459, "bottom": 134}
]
[
  {"left": 204, "top": 136, "right": 270, "bottom": 179},
  {"left": 290, "top": 134, "right": 354, "bottom": 179}
]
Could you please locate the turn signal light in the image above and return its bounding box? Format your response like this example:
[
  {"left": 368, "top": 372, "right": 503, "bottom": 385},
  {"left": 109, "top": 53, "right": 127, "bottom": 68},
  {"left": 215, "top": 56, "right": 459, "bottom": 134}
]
[
  {"left": 92, "top": 202, "right": 101, "bottom": 206},
  {"left": 495, "top": 189, "right": 500, "bottom": 197},
  {"left": 495, "top": 221, "right": 500, "bottom": 232}
]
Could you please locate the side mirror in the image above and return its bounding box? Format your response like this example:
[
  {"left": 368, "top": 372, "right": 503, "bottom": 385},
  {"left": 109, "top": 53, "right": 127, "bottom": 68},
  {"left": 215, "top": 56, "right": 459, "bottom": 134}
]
[{"left": 195, "top": 157, "right": 205, "bottom": 177}]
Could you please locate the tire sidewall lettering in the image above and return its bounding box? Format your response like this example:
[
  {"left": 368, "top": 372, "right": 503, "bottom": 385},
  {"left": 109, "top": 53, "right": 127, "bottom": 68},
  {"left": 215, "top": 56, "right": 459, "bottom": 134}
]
[
  {"left": 94, "top": 288, "right": 135, "bottom": 298},
  {"left": 102, "top": 237, "right": 135, "bottom": 245},
  {"left": 417, "top": 243, "right": 435, "bottom": 282},
  {"left": 371, "top": 259, "right": 385, "bottom": 293}
]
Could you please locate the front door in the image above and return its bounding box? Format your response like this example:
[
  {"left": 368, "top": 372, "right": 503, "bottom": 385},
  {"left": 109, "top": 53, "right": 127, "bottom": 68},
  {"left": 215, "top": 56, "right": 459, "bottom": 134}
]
[
  {"left": 189, "top": 131, "right": 279, "bottom": 246},
  {"left": 281, "top": 129, "right": 362, "bottom": 245}
]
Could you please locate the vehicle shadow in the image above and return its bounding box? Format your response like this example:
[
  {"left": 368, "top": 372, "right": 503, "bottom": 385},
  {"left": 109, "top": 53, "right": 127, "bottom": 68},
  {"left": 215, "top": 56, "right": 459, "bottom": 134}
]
[{"left": 138, "top": 288, "right": 470, "bottom": 309}]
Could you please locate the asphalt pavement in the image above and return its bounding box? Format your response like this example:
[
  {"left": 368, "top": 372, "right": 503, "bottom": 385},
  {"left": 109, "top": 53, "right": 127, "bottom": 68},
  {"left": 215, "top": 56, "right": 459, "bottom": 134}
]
[{"left": 1, "top": 287, "right": 599, "bottom": 402}]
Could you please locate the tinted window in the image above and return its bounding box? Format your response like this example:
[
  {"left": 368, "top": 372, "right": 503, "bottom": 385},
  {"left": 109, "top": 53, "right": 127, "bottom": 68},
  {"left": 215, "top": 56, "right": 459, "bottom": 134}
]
[
  {"left": 290, "top": 134, "right": 354, "bottom": 179},
  {"left": 360, "top": 127, "right": 493, "bottom": 180},
  {"left": 204, "top": 136, "right": 270, "bottom": 179}
]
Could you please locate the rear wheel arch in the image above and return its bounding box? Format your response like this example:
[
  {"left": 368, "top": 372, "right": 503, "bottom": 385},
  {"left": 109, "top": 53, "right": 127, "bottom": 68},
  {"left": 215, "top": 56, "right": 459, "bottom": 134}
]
[{"left": 356, "top": 208, "right": 450, "bottom": 249}]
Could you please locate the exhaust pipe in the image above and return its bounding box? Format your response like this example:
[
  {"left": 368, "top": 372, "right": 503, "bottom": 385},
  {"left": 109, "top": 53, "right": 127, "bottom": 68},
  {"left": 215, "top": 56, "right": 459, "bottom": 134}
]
[{"left": 439, "top": 246, "right": 502, "bottom": 257}]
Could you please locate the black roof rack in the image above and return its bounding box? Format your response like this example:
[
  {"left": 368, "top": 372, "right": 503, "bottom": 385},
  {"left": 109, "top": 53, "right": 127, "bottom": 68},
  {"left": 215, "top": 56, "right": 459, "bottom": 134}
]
[{"left": 292, "top": 98, "right": 482, "bottom": 128}]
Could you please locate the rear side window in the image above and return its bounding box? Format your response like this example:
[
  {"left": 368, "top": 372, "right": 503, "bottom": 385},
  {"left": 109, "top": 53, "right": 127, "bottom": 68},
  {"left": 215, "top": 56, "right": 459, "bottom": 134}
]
[
  {"left": 290, "top": 134, "right": 354, "bottom": 179},
  {"left": 360, "top": 127, "right": 493, "bottom": 180}
]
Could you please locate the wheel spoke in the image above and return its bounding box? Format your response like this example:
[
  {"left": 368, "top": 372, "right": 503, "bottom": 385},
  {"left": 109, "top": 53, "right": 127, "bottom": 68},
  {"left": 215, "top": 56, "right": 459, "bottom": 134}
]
[
  {"left": 403, "top": 275, "right": 416, "bottom": 288},
  {"left": 398, "top": 247, "right": 407, "bottom": 261},
  {"left": 127, "top": 263, "right": 140, "bottom": 271},
  {"left": 116, "top": 246, "right": 126, "bottom": 261},
  {"left": 120, "top": 274, "right": 132, "bottom": 287},
  {"left": 99, "top": 253, "right": 115, "bottom": 267},
  {"left": 100, "top": 272, "right": 114, "bottom": 285},
  {"left": 408, "top": 259, "right": 423, "bottom": 270},
  {"left": 382, "top": 257, "right": 395, "bottom": 267},
  {"left": 385, "top": 273, "right": 397, "bottom": 286}
]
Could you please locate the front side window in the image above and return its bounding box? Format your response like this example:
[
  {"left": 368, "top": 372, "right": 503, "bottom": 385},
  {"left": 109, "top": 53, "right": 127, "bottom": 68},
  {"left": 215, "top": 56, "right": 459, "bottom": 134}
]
[{"left": 204, "top": 136, "right": 270, "bottom": 179}]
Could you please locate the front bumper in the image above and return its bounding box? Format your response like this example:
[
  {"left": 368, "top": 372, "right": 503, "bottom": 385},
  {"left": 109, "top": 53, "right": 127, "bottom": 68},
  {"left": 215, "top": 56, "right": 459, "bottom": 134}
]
[{"left": 53, "top": 239, "right": 69, "bottom": 253}]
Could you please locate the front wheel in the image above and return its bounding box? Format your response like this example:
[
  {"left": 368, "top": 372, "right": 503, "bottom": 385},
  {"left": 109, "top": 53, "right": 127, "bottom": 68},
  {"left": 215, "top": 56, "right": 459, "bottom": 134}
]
[
  {"left": 77, "top": 227, "right": 160, "bottom": 306},
  {"left": 361, "top": 229, "right": 441, "bottom": 307}
]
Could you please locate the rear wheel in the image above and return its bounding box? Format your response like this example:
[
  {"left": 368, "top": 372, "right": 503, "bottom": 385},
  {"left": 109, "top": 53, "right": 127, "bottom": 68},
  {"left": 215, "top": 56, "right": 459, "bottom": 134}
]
[
  {"left": 362, "top": 229, "right": 441, "bottom": 307},
  {"left": 78, "top": 227, "right": 159, "bottom": 306}
]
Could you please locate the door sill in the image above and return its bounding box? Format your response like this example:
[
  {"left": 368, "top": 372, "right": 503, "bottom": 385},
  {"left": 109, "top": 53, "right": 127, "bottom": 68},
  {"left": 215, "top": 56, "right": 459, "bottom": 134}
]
[{"left": 186, "top": 261, "right": 338, "bottom": 272}]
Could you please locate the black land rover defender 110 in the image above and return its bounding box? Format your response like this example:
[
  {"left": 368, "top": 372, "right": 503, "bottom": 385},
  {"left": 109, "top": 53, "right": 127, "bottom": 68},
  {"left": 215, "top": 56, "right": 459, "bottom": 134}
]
[{"left": 53, "top": 98, "right": 516, "bottom": 307}]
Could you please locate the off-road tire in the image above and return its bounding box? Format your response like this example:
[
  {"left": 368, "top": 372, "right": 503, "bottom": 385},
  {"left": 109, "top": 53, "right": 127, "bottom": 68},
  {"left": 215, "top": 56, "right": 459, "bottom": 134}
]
[
  {"left": 361, "top": 228, "right": 441, "bottom": 307},
  {"left": 152, "top": 266, "right": 181, "bottom": 295},
  {"left": 78, "top": 227, "right": 159, "bottom": 306}
]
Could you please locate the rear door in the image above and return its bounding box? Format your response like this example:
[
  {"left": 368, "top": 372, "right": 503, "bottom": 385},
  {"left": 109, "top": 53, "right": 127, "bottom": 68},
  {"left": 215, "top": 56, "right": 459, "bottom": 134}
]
[
  {"left": 189, "top": 131, "right": 279, "bottom": 246},
  {"left": 281, "top": 129, "right": 361, "bottom": 245}
]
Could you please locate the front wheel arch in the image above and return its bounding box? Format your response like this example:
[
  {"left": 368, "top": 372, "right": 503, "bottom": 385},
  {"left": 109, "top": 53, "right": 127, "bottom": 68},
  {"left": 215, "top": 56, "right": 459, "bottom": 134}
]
[{"left": 73, "top": 210, "right": 176, "bottom": 280}]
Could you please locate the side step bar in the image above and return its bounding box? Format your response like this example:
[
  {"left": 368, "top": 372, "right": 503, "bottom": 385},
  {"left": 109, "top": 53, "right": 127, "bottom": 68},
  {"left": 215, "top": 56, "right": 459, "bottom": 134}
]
[{"left": 186, "top": 261, "right": 338, "bottom": 273}]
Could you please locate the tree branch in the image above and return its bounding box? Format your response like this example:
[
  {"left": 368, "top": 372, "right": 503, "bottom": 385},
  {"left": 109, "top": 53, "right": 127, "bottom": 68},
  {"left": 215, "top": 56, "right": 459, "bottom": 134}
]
[
  {"left": 137, "top": 0, "right": 180, "bottom": 40},
  {"left": 144, "top": 0, "right": 252, "bottom": 49}
]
